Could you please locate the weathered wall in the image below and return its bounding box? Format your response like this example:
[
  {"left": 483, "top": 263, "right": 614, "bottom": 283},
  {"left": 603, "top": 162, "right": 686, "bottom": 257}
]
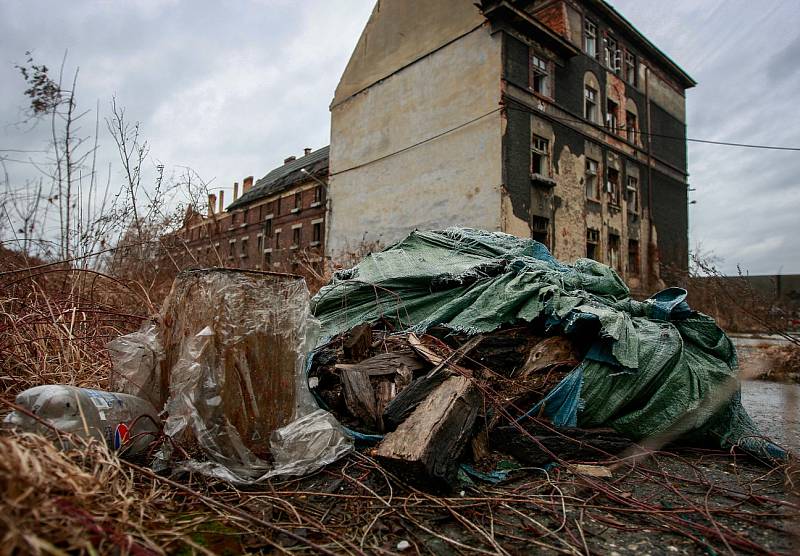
[
  {"left": 328, "top": 25, "right": 504, "bottom": 256},
  {"left": 332, "top": 0, "right": 485, "bottom": 107}
]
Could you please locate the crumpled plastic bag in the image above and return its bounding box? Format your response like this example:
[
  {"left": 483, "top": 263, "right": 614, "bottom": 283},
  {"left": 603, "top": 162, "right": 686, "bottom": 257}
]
[
  {"left": 264, "top": 409, "right": 353, "bottom": 479},
  {"left": 107, "top": 321, "right": 163, "bottom": 408}
]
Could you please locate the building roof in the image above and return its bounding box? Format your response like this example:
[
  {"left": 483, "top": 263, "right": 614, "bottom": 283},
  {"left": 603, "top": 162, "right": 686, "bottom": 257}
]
[{"left": 226, "top": 146, "right": 329, "bottom": 211}]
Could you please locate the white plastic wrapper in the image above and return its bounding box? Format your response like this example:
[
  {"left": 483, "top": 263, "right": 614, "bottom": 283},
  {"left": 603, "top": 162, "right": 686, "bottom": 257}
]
[
  {"left": 152, "top": 269, "right": 351, "bottom": 483},
  {"left": 107, "top": 322, "right": 164, "bottom": 408},
  {"left": 264, "top": 409, "right": 353, "bottom": 479}
]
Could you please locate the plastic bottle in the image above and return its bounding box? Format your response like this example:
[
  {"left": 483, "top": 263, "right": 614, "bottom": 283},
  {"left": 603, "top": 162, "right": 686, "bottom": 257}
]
[{"left": 3, "top": 385, "right": 160, "bottom": 457}]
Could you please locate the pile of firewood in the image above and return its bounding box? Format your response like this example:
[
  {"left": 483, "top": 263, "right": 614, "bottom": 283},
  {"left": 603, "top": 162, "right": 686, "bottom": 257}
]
[{"left": 309, "top": 321, "right": 630, "bottom": 488}]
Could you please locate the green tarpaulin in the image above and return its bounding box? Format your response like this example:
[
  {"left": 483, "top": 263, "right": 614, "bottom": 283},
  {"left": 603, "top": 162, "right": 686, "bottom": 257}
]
[{"left": 312, "top": 228, "right": 782, "bottom": 459}]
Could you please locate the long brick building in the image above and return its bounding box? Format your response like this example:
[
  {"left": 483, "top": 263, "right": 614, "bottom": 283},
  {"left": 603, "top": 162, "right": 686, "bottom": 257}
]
[{"left": 174, "top": 146, "right": 329, "bottom": 274}]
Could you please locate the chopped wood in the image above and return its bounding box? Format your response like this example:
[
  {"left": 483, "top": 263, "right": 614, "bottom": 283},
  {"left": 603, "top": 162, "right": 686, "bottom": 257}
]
[
  {"left": 374, "top": 375, "right": 480, "bottom": 488},
  {"left": 343, "top": 323, "right": 372, "bottom": 361},
  {"left": 340, "top": 368, "right": 377, "bottom": 428},
  {"left": 334, "top": 350, "right": 426, "bottom": 376},
  {"left": 382, "top": 369, "right": 449, "bottom": 431}
]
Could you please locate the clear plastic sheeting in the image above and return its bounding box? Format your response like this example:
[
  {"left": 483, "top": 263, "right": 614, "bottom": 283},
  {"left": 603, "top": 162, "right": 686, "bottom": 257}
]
[
  {"left": 107, "top": 321, "right": 164, "bottom": 408},
  {"left": 155, "top": 269, "right": 350, "bottom": 483},
  {"left": 264, "top": 409, "right": 353, "bottom": 479}
]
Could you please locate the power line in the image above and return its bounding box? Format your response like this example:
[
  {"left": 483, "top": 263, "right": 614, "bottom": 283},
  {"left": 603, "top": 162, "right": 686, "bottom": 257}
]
[{"left": 505, "top": 100, "right": 800, "bottom": 152}]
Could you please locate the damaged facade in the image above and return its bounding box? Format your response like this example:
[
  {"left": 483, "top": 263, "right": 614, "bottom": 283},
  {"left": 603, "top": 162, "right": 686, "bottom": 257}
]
[
  {"left": 327, "top": 0, "right": 695, "bottom": 293},
  {"left": 175, "top": 147, "right": 329, "bottom": 273}
]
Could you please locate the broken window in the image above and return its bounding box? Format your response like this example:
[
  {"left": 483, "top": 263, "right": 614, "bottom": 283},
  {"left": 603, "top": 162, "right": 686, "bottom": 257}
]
[
  {"left": 531, "top": 135, "right": 550, "bottom": 177},
  {"left": 313, "top": 222, "right": 322, "bottom": 244},
  {"left": 608, "top": 233, "right": 621, "bottom": 270},
  {"left": 531, "top": 216, "right": 549, "bottom": 248},
  {"left": 241, "top": 237, "right": 248, "bottom": 258},
  {"left": 626, "top": 175, "right": 639, "bottom": 212},
  {"left": 624, "top": 51, "right": 637, "bottom": 85},
  {"left": 606, "top": 98, "right": 619, "bottom": 133},
  {"left": 313, "top": 186, "right": 323, "bottom": 204},
  {"left": 607, "top": 167, "right": 621, "bottom": 206},
  {"left": 292, "top": 227, "right": 301, "bottom": 247},
  {"left": 585, "top": 158, "right": 599, "bottom": 199},
  {"left": 586, "top": 228, "right": 600, "bottom": 260},
  {"left": 584, "top": 19, "right": 598, "bottom": 58},
  {"left": 604, "top": 35, "right": 620, "bottom": 73},
  {"left": 531, "top": 54, "right": 549, "bottom": 96},
  {"left": 627, "top": 239, "right": 640, "bottom": 276},
  {"left": 626, "top": 110, "right": 637, "bottom": 143},
  {"left": 584, "top": 86, "right": 598, "bottom": 123}
]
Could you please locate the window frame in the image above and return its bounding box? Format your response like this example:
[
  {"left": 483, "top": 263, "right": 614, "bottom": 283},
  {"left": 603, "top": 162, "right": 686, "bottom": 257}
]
[
  {"left": 584, "top": 85, "right": 598, "bottom": 123},
  {"left": 530, "top": 53, "right": 550, "bottom": 97},
  {"left": 606, "top": 98, "right": 619, "bottom": 134},
  {"left": 531, "top": 135, "right": 551, "bottom": 177},
  {"left": 586, "top": 228, "right": 601, "bottom": 261},
  {"left": 624, "top": 50, "right": 637, "bottom": 85},
  {"left": 625, "top": 110, "right": 637, "bottom": 143},
  {"left": 604, "top": 35, "right": 620, "bottom": 73},
  {"left": 585, "top": 158, "right": 600, "bottom": 200},
  {"left": 626, "top": 175, "right": 639, "bottom": 213},
  {"left": 607, "top": 167, "right": 621, "bottom": 207},
  {"left": 584, "top": 19, "right": 598, "bottom": 58}
]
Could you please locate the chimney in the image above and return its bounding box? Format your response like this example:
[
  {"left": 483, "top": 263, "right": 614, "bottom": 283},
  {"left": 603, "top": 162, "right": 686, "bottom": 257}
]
[
  {"left": 304, "top": 147, "right": 312, "bottom": 156},
  {"left": 218, "top": 190, "right": 225, "bottom": 213},
  {"left": 233, "top": 181, "right": 239, "bottom": 201},
  {"left": 243, "top": 176, "right": 254, "bottom": 193},
  {"left": 284, "top": 155, "right": 296, "bottom": 164},
  {"left": 208, "top": 193, "right": 217, "bottom": 216}
]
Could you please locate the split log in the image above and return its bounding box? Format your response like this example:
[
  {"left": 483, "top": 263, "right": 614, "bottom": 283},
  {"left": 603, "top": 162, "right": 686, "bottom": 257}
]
[
  {"left": 374, "top": 375, "right": 480, "bottom": 488},
  {"left": 492, "top": 422, "right": 631, "bottom": 466},
  {"left": 340, "top": 368, "right": 377, "bottom": 428},
  {"left": 382, "top": 369, "right": 449, "bottom": 431},
  {"left": 334, "top": 349, "right": 426, "bottom": 376}
]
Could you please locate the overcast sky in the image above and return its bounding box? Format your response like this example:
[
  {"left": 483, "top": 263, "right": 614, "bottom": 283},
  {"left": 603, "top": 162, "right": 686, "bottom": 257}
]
[{"left": 1, "top": 0, "right": 798, "bottom": 274}]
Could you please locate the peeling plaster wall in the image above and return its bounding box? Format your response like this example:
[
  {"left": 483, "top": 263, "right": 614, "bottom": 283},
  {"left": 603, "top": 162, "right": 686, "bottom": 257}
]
[{"left": 328, "top": 26, "right": 503, "bottom": 256}]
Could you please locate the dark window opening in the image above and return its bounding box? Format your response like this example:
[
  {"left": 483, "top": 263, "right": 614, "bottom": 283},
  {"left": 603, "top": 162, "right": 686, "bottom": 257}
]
[
  {"left": 263, "top": 251, "right": 271, "bottom": 267},
  {"left": 274, "top": 231, "right": 281, "bottom": 248},
  {"left": 532, "top": 216, "right": 549, "bottom": 248},
  {"left": 587, "top": 228, "right": 600, "bottom": 261},
  {"left": 627, "top": 239, "right": 640, "bottom": 276},
  {"left": 604, "top": 35, "right": 620, "bottom": 73},
  {"left": 606, "top": 98, "right": 619, "bottom": 133},
  {"left": 257, "top": 234, "right": 263, "bottom": 252},
  {"left": 265, "top": 218, "right": 273, "bottom": 237},
  {"left": 294, "top": 192, "right": 302, "bottom": 209},
  {"left": 626, "top": 110, "right": 637, "bottom": 143},
  {"left": 607, "top": 167, "right": 621, "bottom": 206},
  {"left": 313, "top": 222, "right": 322, "bottom": 243},
  {"left": 241, "top": 237, "right": 248, "bottom": 258},
  {"left": 314, "top": 186, "right": 323, "bottom": 204},
  {"left": 292, "top": 227, "right": 301, "bottom": 247}
]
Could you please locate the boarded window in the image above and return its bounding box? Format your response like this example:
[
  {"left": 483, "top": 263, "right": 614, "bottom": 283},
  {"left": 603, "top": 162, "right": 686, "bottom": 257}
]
[
  {"left": 608, "top": 233, "right": 621, "bottom": 270},
  {"left": 585, "top": 158, "right": 599, "bottom": 199},
  {"left": 626, "top": 176, "right": 639, "bottom": 212}
]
